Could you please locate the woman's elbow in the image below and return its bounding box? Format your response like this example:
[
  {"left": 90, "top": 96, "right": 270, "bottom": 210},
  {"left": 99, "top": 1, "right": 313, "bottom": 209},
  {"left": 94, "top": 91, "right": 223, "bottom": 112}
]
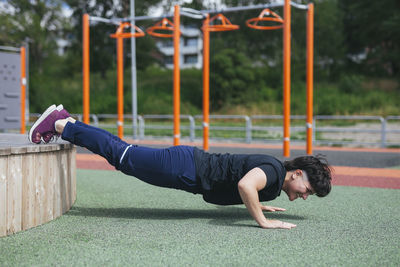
[{"left": 238, "top": 180, "right": 251, "bottom": 191}]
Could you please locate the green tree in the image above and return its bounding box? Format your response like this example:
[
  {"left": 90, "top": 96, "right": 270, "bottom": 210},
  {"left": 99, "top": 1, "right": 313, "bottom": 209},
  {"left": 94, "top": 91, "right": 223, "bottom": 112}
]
[
  {"left": 0, "top": 0, "right": 68, "bottom": 73},
  {"left": 339, "top": 0, "right": 400, "bottom": 78},
  {"left": 65, "top": 0, "right": 163, "bottom": 77},
  {"left": 210, "top": 48, "right": 256, "bottom": 109}
]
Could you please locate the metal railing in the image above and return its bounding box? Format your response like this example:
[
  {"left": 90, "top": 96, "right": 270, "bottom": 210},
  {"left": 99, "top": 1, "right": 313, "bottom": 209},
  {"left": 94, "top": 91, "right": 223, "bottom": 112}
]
[{"left": 27, "top": 113, "right": 400, "bottom": 148}]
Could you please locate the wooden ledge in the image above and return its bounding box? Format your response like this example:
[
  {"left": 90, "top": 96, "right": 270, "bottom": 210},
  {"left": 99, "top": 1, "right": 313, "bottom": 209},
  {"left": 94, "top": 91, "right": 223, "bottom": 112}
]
[
  {"left": 0, "top": 133, "right": 74, "bottom": 156},
  {"left": 0, "top": 133, "right": 76, "bottom": 237}
]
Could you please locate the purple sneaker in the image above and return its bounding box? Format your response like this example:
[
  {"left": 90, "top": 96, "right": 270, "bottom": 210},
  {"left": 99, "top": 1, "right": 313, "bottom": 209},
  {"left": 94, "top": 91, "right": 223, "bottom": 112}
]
[
  {"left": 28, "top": 105, "right": 67, "bottom": 144},
  {"left": 28, "top": 104, "right": 56, "bottom": 143},
  {"left": 42, "top": 104, "right": 71, "bottom": 143}
]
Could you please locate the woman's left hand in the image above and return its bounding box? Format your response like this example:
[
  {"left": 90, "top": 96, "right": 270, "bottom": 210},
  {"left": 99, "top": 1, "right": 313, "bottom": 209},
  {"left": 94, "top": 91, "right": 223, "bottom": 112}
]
[{"left": 260, "top": 205, "right": 286, "bottom": 212}]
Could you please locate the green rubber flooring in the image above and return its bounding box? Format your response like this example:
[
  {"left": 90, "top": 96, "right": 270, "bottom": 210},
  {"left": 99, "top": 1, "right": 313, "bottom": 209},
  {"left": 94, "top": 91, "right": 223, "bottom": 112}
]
[{"left": 0, "top": 169, "right": 399, "bottom": 266}]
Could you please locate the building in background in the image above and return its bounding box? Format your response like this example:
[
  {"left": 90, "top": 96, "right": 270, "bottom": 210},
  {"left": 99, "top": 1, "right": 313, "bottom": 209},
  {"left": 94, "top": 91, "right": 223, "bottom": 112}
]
[{"left": 156, "top": 26, "right": 203, "bottom": 69}]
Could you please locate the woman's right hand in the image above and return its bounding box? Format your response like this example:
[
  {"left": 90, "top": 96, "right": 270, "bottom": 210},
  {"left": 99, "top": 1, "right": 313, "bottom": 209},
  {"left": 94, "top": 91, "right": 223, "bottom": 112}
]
[{"left": 261, "top": 220, "right": 296, "bottom": 229}]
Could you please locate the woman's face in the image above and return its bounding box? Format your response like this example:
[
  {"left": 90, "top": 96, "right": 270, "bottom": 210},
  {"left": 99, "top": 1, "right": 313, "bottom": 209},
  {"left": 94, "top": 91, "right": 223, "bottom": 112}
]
[{"left": 286, "top": 170, "right": 315, "bottom": 201}]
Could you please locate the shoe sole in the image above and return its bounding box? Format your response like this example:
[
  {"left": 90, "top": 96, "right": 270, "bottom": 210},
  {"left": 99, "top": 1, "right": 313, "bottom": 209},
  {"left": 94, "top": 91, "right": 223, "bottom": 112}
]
[{"left": 28, "top": 104, "right": 57, "bottom": 143}]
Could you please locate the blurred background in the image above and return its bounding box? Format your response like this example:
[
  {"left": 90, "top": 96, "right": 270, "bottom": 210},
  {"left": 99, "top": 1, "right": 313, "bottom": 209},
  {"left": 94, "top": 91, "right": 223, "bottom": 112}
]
[{"left": 0, "top": 0, "right": 399, "bottom": 116}]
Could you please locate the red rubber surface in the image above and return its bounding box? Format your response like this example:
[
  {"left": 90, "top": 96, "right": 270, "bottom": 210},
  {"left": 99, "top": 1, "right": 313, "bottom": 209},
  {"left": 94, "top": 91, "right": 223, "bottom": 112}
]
[{"left": 76, "top": 154, "right": 400, "bottom": 189}]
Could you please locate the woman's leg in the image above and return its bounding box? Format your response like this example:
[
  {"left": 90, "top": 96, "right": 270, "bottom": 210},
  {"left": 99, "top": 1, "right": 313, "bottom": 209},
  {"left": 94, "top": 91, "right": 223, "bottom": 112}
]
[
  {"left": 57, "top": 118, "right": 131, "bottom": 170},
  {"left": 119, "top": 145, "right": 199, "bottom": 193},
  {"left": 56, "top": 118, "right": 198, "bottom": 193}
]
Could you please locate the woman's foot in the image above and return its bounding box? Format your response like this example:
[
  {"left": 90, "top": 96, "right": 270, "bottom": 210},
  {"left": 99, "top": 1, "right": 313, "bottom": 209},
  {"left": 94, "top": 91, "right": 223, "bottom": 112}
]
[
  {"left": 42, "top": 105, "right": 72, "bottom": 143},
  {"left": 28, "top": 104, "right": 72, "bottom": 144}
]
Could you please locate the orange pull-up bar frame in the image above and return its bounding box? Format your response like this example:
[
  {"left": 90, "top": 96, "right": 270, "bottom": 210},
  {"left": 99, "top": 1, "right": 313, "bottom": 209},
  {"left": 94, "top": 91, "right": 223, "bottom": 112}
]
[
  {"left": 246, "top": 9, "right": 284, "bottom": 30},
  {"left": 306, "top": 3, "right": 314, "bottom": 155},
  {"left": 206, "top": 13, "right": 239, "bottom": 32},
  {"left": 20, "top": 46, "right": 26, "bottom": 134},
  {"left": 146, "top": 18, "right": 176, "bottom": 38},
  {"left": 110, "top": 22, "right": 144, "bottom": 139},
  {"left": 83, "top": 14, "right": 90, "bottom": 125},
  {"left": 283, "top": 0, "right": 291, "bottom": 157},
  {"left": 247, "top": 2, "right": 314, "bottom": 156},
  {"left": 146, "top": 7, "right": 180, "bottom": 146},
  {"left": 110, "top": 22, "right": 145, "bottom": 139},
  {"left": 172, "top": 5, "right": 181, "bottom": 146},
  {"left": 202, "top": 14, "right": 239, "bottom": 151},
  {"left": 145, "top": 8, "right": 180, "bottom": 145},
  {"left": 202, "top": 14, "right": 210, "bottom": 151}
]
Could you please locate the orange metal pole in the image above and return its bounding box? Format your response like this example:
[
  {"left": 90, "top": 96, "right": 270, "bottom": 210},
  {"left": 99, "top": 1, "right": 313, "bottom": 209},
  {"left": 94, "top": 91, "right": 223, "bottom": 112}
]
[
  {"left": 283, "top": 0, "right": 291, "bottom": 157},
  {"left": 202, "top": 14, "right": 210, "bottom": 151},
  {"left": 20, "top": 46, "right": 26, "bottom": 134},
  {"left": 117, "top": 37, "right": 124, "bottom": 139},
  {"left": 173, "top": 5, "right": 180, "bottom": 146},
  {"left": 306, "top": 3, "right": 314, "bottom": 155},
  {"left": 83, "top": 14, "right": 90, "bottom": 124}
]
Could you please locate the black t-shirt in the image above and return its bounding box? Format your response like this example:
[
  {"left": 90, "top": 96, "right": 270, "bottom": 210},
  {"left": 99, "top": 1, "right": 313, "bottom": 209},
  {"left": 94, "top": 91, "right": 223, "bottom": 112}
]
[{"left": 193, "top": 148, "right": 286, "bottom": 205}]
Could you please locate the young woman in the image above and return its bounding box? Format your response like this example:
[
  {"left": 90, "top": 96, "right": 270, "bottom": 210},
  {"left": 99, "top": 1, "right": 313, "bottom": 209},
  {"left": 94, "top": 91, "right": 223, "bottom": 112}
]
[{"left": 29, "top": 104, "right": 332, "bottom": 230}]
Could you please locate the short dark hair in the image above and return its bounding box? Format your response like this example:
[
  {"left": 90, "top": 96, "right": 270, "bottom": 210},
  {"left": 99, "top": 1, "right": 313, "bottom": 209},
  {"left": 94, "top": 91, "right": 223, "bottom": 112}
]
[{"left": 283, "top": 155, "right": 332, "bottom": 197}]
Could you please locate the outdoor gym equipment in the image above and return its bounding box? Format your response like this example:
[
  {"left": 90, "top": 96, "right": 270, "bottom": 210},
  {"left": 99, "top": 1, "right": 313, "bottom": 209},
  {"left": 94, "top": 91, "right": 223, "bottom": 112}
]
[
  {"left": 82, "top": 0, "right": 315, "bottom": 157},
  {"left": 201, "top": 13, "right": 239, "bottom": 151},
  {"left": 110, "top": 22, "right": 144, "bottom": 138},
  {"left": 246, "top": 9, "right": 283, "bottom": 30},
  {"left": 146, "top": 8, "right": 182, "bottom": 146},
  {"left": 146, "top": 18, "right": 175, "bottom": 38}
]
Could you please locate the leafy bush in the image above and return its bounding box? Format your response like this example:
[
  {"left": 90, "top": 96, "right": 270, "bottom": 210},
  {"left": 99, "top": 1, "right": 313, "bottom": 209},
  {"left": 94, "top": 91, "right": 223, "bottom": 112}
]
[{"left": 339, "top": 74, "right": 365, "bottom": 93}]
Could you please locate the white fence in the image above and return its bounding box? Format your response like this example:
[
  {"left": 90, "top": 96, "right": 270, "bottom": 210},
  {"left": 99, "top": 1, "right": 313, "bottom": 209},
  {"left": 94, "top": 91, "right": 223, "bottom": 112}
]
[{"left": 29, "top": 114, "right": 400, "bottom": 148}]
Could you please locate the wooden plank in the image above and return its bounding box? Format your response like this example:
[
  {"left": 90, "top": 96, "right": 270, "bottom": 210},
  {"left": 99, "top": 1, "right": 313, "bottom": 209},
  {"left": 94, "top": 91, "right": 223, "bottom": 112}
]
[
  {"left": 65, "top": 150, "right": 71, "bottom": 210},
  {"left": 21, "top": 153, "right": 35, "bottom": 230},
  {"left": 28, "top": 153, "right": 36, "bottom": 229},
  {"left": 53, "top": 151, "right": 61, "bottom": 219},
  {"left": 47, "top": 151, "right": 55, "bottom": 222},
  {"left": 7, "top": 155, "right": 22, "bottom": 235},
  {"left": 0, "top": 156, "right": 7, "bottom": 237},
  {"left": 70, "top": 147, "right": 77, "bottom": 205},
  {"left": 39, "top": 152, "right": 48, "bottom": 225},
  {"left": 60, "top": 151, "right": 69, "bottom": 214},
  {"left": 34, "top": 153, "right": 43, "bottom": 227}
]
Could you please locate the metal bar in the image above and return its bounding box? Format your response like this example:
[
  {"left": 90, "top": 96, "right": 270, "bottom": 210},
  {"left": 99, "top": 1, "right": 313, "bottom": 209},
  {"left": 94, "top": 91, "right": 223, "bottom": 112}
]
[
  {"left": 245, "top": 116, "right": 252, "bottom": 143},
  {"left": 306, "top": 3, "right": 314, "bottom": 155},
  {"left": 290, "top": 1, "right": 309, "bottom": 10},
  {"left": 89, "top": 16, "right": 119, "bottom": 24},
  {"left": 91, "top": 114, "right": 99, "bottom": 127},
  {"left": 173, "top": 5, "right": 181, "bottom": 146},
  {"left": 116, "top": 37, "right": 124, "bottom": 138},
  {"left": 131, "top": 0, "right": 138, "bottom": 140},
  {"left": 283, "top": 0, "right": 291, "bottom": 157},
  {"left": 381, "top": 118, "right": 387, "bottom": 148},
  {"left": 315, "top": 115, "right": 383, "bottom": 120},
  {"left": 98, "top": 2, "right": 308, "bottom": 23},
  {"left": 0, "top": 46, "right": 20, "bottom": 52},
  {"left": 316, "top": 128, "right": 383, "bottom": 133},
  {"left": 202, "top": 14, "right": 210, "bottom": 151},
  {"left": 251, "top": 115, "right": 306, "bottom": 119},
  {"left": 138, "top": 115, "right": 144, "bottom": 139},
  {"left": 83, "top": 14, "right": 90, "bottom": 124},
  {"left": 200, "top": 2, "right": 285, "bottom": 15},
  {"left": 55, "top": 114, "right": 399, "bottom": 147},
  {"left": 188, "top": 115, "right": 195, "bottom": 142},
  {"left": 20, "top": 46, "right": 26, "bottom": 134}
]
